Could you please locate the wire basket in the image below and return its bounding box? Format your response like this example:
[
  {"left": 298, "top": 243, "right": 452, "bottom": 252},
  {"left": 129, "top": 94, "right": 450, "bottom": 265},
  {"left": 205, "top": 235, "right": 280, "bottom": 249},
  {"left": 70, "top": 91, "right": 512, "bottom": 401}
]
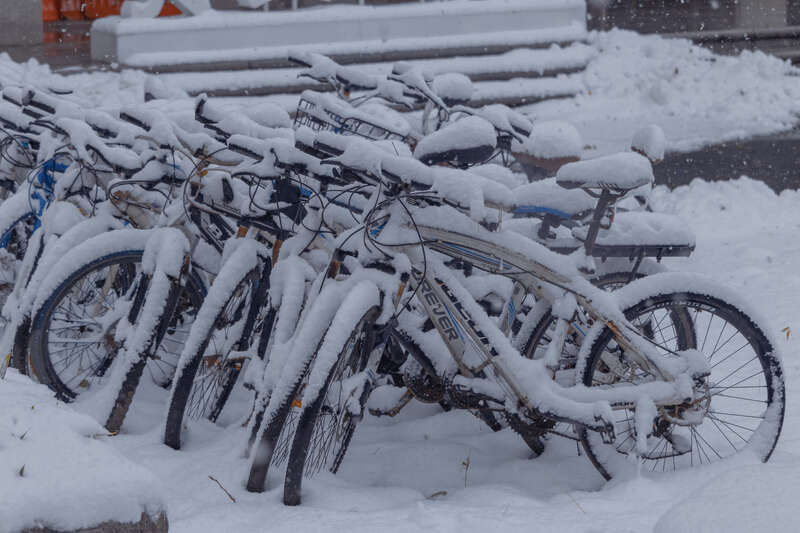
[{"left": 293, "top": 96, "right": 409, "bottom": 143}]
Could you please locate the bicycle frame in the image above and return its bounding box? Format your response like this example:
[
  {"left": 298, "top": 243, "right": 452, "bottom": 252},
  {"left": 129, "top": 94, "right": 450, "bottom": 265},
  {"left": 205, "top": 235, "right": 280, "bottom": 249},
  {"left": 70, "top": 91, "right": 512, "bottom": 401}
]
[{"left": 382, "top": 216, "right": 706, "bottom": 432}]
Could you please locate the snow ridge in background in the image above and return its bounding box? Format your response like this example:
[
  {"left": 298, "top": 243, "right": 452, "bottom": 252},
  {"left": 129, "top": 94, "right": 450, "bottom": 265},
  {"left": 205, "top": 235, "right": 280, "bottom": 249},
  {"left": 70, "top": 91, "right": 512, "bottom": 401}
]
[
  {"left": 524, "top": 30, "right": 800, "bottom": 157},
  {"left": 0, "top": 26, "right": 799, "bottom": 532},
  {"left": 5, "top": 28, "right": 800, "bottom": 162}
]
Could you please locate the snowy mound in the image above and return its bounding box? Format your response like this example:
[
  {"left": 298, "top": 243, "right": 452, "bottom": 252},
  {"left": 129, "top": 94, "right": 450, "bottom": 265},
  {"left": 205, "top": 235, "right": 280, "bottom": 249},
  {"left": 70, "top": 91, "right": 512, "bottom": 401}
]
[
  {"left": 470, "top": 164, "right": 526, "bottom": 189},
  {"left": 630, "top": 124, "right": 666, "bottom": 163},
  {"left": 432, "top": 72, "right": 474, "bottom": 105},
  {"left": 515, "top": 120, "right": 582, "bottom": 159},
  {"left": 581, "top": 211, "right": 695, "bottom": 247},
  {"left": 414, "top": 115, "right": 496, "bottom": 166},
  {"left": 249, "top": 102, "right": 292, "bottom": 129},
  {"left": 523, "top": 30, "right": 800, "bottom": 156},
  {"left": 513, "top": 177, "right": 595, "bottom": 216},
  {"left": 654, "top": 462, "right": 800, "bottom": 533},
  {"left": 0, "top": 373, "right": 167, "bottom": 533}
]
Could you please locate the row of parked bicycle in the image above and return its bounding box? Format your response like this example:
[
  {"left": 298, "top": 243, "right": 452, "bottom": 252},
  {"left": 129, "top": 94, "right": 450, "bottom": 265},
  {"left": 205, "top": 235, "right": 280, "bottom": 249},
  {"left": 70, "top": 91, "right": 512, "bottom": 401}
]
[{"left": 0, "top": 51, "right": 784, "bottom": 505}]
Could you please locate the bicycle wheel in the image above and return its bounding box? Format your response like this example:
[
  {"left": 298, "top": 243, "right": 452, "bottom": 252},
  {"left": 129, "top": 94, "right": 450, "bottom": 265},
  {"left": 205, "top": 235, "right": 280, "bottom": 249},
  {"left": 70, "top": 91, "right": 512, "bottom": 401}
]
[
  {"left": 245, "top": 305, "right": 329, "bottom": 493},
  {"left": 28, "top": 250, "right": 203, "bottom": 401},
  {"left": 283, "top": 305, "right": 379, "bottom": 506},
  {"left": 164, "top": 265, "right": 262, "bottom": 450},
  {"left": 511, "top": 272, "right": 686, "bottom": 453},
  {"left": 578, "top": 291, "right": 784, "bottom": 479}
]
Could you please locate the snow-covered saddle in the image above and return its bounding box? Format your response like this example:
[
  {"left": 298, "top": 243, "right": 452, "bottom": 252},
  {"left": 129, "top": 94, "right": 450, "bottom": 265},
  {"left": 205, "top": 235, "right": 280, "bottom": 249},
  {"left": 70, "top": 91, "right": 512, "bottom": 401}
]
[
  {"left": 414, "top": 116, "right": 496, "bottom": 168},
  {"left": 556, "top": 152, "right": 653, "bottom": 192},
  {"left": 512, "top": 178, "right": 595, "bottom": 219}
]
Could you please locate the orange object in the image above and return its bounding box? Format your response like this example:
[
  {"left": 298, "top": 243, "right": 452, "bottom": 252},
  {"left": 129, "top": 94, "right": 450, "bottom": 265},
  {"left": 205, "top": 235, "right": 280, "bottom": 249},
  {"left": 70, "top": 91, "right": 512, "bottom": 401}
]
[
  {"left": 159, "top": 1, "right": 182, "bottom": 16},
  {"left": 58, "top": 0, "right": 84, "bottom": 20},
  {"left": 83, "top": 0, "right": 123, "bottom": 19},
  {"left": 42, "top": 0, "right": 183, "bottom": 21},
  {"left": 82, "top": 0, "right": 182, "bottom": 19},
  {"left": 42, "top": 0, "right": 60, "bottom": 21}
]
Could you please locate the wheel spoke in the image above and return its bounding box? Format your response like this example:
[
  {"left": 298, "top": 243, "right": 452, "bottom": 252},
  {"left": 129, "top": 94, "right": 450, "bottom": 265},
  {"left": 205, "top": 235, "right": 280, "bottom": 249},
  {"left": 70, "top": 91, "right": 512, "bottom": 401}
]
[{"left": 581, "top": 294, "right": 781, "bottom": 477}]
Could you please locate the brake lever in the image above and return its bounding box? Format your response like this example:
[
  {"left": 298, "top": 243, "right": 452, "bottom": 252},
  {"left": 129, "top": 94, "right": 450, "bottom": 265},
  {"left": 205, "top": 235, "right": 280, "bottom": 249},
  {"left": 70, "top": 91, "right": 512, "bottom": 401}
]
[{"left": 297, "top": 72, "right": 331, "bottom": 85}]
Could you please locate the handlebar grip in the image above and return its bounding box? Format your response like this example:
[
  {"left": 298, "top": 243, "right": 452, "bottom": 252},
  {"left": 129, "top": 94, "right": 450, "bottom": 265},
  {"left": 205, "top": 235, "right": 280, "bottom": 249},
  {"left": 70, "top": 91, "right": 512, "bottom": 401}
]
[
  {"left": 227, "top": 140, "right": 261, "bottom": 160},
  {"left": 23, "top": 91, "right": 56, "bottom": 116},
  {"left": 120, "top": 111, "right": 151, "bottom": 132},
  {"left": 194, "top": 96, "right": 214, "bottom": 125}
]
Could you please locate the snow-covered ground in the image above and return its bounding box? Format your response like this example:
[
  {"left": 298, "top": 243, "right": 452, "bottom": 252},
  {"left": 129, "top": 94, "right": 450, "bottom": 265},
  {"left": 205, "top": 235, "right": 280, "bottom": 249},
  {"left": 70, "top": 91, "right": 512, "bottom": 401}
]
[
  {"left": 4, "top": 29, "right": 799, "bottom": 160},
  {"left": 522, "top": 30, "right": 800, "bottom": 156},
  {"left": 3, "top": 176, "right": 798, "bottom": 532},
  {"left": 2, "top": 25, "right": 800, "bottom": 532}
]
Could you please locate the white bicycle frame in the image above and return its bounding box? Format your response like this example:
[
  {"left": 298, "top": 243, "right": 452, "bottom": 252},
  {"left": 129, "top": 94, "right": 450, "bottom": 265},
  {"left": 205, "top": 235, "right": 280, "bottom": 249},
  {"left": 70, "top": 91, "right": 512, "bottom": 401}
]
[{"left": 389, "top": 219, "right": 704, "bottom": 432}]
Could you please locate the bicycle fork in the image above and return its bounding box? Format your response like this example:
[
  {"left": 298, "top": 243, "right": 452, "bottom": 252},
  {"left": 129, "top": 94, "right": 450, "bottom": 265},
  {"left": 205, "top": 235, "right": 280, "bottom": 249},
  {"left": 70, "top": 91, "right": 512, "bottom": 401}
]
[{"left": 104, "top": 237, "right": 193, "bottom": 433}]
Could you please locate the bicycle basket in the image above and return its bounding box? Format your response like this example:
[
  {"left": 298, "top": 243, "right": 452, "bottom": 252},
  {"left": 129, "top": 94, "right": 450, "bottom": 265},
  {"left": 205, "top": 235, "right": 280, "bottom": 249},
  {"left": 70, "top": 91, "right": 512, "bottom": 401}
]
[{"left": 293, "top": 94, "right": 410, "bottom": 143}]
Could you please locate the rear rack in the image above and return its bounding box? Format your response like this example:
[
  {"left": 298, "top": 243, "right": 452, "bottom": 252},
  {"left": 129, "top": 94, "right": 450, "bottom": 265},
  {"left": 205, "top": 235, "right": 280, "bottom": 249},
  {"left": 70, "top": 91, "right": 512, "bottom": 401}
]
[
  {"left": 547, "top": 242, "right": 695, "bottom": 261},
  {"left": 591, "top": 243, "right": 695, "bottom": 261}
]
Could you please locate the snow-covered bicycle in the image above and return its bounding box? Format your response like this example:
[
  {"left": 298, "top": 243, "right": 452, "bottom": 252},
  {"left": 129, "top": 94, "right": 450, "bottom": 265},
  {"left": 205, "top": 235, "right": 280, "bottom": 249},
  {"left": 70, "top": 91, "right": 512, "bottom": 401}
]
[{"left": 264, "top": 137, "right": 783, "bottom": 505}]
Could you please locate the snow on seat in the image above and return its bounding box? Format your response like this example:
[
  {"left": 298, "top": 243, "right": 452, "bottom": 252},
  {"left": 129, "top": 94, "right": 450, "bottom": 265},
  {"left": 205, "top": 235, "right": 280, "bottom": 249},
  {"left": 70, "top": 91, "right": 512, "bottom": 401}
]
[
  {"left": 432, "top": 73, "right": 474, "bottom": 107},
  {"left": 556, "top": 152, "right": 653, "bottom": 192},
  {"left": 631, "top": 124, "right": 666, "bottom": 164},
  {"left": 414, "top": 115, "right": 496, "bottom": 168},
  {"left": 335, "top": 64, "right": 380, "bottom": 92},
  {"left": 470, "top": 164, "right": 526, "bottom": 189},
  {"left": 512, "top": 177, "right": 595, "bottom": 219},
  {"left": 473, "top": 104, "right": 533, "bottom": 139},
  {"left": 512, "top": 120, "right": 582, "bottom": 174}
]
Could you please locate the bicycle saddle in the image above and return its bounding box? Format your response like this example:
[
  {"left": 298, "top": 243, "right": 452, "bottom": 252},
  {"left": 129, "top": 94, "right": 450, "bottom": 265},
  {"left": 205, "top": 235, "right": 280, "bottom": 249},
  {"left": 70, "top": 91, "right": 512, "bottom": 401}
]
[
  {"left": 556, "top": 152, "right": 653, "bottom": 192},
  {"left": 431, "top": 73, "right": 474, "bottom": 107},
  {"left": 335, "top": 65, "right": 379, "bottom": 93},
  {"left": 513, "top": 178, "right": 595, "bottom": 219},
  {"left": 414, "top": 116, "right": 496, "bottom": 168}
]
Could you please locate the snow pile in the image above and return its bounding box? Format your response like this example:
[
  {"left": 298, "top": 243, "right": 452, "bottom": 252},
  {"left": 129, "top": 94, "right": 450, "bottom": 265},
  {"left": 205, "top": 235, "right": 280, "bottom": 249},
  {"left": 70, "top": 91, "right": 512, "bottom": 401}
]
[
  {"left": 0, "top": 53, "right": 187, "bottom": 110},
  {"left": 583, "top": 211, "right": 695, "bottom": 246},
  {"left": 432, "top": 73, "right": 474, "bottom": 105},
  {"left": 248, "top": 101, "right": 293, "bottom": 129},
  {"left": 630, "top": 124, "right": 666, "bottom": 163},
  {"left": 470, "top": 163, "right": 527, "bottom": 189},
  {"left": 523, "top": 30, "right": 800, "bottom": 156},
  {"left": 0, "top": 372, "right": 167, "bottom": 533},
  {"left": 654, "top": 462, "right": 800, "bottom": 532},
  {"left": 515, "top": 120, "right": 582, "bottom": 159}
]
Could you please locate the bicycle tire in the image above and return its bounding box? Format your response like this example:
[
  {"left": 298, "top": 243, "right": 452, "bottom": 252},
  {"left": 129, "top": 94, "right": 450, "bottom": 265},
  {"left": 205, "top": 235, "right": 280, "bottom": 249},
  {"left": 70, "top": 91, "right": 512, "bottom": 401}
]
[
  {"left": 578, "top": 291, "right": 784, "bottom": 479},
  {"left": 28, "top": 250, "right": 203, "bottom": 401},
  {"left": 163, "top": 265, "right": 261, "bottom": 450},
  {"left": 246, "top": 309, "right": 328, "bottom": 494},
  {"left": 283, "top": 305, "right": 380, "bottom": 506}
]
